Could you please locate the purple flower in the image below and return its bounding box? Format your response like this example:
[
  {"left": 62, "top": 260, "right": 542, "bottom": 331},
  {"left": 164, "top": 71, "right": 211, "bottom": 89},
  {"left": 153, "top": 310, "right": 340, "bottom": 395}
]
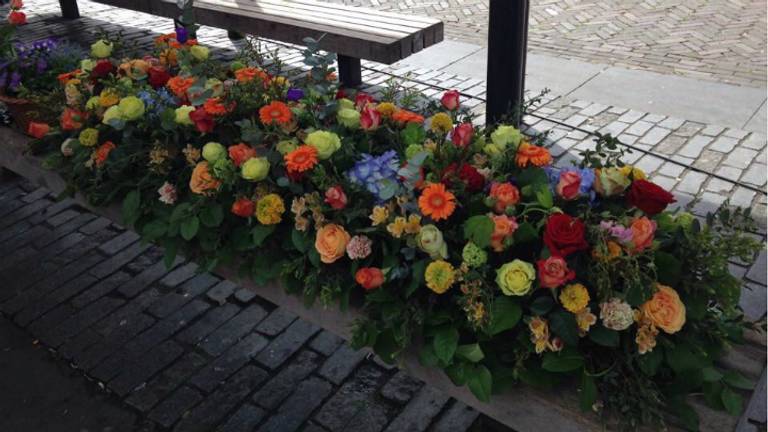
[
  {"left": 175, "top": 27, "right": 188, "bottom": 44},
  {"left": 599, "top": 221, "right": 633, "bottom": 244},
  {"left": 9, "top": 72, "right": 21, "bottom": 91},
  {"left": 286, "top": 87, "right": 304, "bottom": 102},
  {"left": 347, "top": 150, "right": 402, "bottom": 202},
  {"left": 36, "top": 58, "right": 48, "bottom": 74}
]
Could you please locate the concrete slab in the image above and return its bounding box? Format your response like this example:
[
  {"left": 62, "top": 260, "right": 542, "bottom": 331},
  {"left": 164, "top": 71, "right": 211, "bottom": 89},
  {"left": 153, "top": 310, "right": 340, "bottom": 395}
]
[
  {"left": 744, "top": 101, "right": 766, "bottom": 133},
  {"left": 393, "top": 40, "right": 483, "bottom": 71},
  {"left": 570, "top": 67, "right": 767, "bottom": 130},
  {"left": 441, "top": 50, "right": 605, "bottom": 97}
]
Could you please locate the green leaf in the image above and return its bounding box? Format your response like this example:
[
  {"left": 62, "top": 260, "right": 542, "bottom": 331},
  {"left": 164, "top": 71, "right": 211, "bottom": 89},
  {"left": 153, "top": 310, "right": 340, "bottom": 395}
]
[
  {"left": 141, "top": 220, "right": 168, "bottom": 241},
  {"left": 433, "top": 327, "right": 459, "bottom": 364},
  {"left": 703, "top": 381, "right": 724, "bottom": 410},
  {"left": 488, "top": 297, "right": 522, "bottom": 335},
  {"left": 529, "top": 295, "right": 554, "bottom": 315},
  {"left": 535, "top": 184, "right": 553, "bottom": 209},
  {"left": 405, "top": 259, "right": 428, "bottom": 298},
  {"left": 668, "top": 397, "right": 699, "bottom": 431},
  {"left": 199, "top": 204, "right": 224, "bottom": 227},
  {"left": 121, "top": 190, "right": 140, "bottom": 226},
  {"left": 463, "top": 215, "right": 494, "bottom": 249},
  {"left": 401, "top": 122, "right": 426, "bottom": 146},
  {"left": 542, "top": 350, "right": 584, "bottom": 372},
  {"left": 446, "top": 361, "right": 468, "bottom": 386},
  {"left": 513, "top": 222, "right": 538, "bottom": 244},
  {"left": 252, "top": 225, "right": 276, "bottom": 247},
  {"left": 588, "top": 324, "right": 619, "bottom": 347},
  {"left": 666, "top": 343, "right": 708, "bottom": 373},
  {"left": 701, "top": 367, "right": 723, "bottom": 382},
  {"left": 180, "top": 216, "right": 200, "bottom": 241},
  {"left": 549, "top": 310, "right": 579, "bottom": 346},
  {"left": 467, "top": 365, "right": 492, "bottom": 402},
  {"left": 655, "top": 251, "right": 682, "bottom": 286},
  {"left": 373, "top": 329, "right": 399, "bottom": 364},
  {"left": 723, "top": 370, "right": 754, "bottom": 390},
  {"left": 455, "top": 344, "right": 484, "bottom": 363},
  {"left": 162, "top": 239, "right": 178, "bottom": 269},
  {"left": 291, "top": 228, "right": 309, "bottom": 252},
  {"left": 637, "top": 348, "right": 663, "bottom": 376},
  {"left": 419, "top": 345, "right": 439, "bottom": 367},
  {"left": 579, "top": 371, "right": 597, "bottom": 412},
  {"left": 170, "top": 203, "right": 192, "bottom": 223},
  {"left": 721, "top": 386, "right": 743, "bottom": 416}
]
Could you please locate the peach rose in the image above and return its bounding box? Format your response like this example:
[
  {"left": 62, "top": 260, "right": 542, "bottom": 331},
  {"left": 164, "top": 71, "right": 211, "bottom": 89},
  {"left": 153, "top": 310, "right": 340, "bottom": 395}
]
[
  {"left": 641, "top": 284, "right": 686, "bottom": 334},
  {"left": 556, "top": 171, "right": 581, "bottom": 200},
  {"left": 314, "top": 223, "right": 351, "bottom": 264},
  {"left": 189, "top": 161, "right": 221, "bottom": 195},
  {"left": 630, "top": 217, "right": 656, "bottom": 253},
  {"left": 489, "top": 182, "right": 520, "bottom": 213},
  {"left": 490, "top": 214, "right": 518, "bottom": 252}
]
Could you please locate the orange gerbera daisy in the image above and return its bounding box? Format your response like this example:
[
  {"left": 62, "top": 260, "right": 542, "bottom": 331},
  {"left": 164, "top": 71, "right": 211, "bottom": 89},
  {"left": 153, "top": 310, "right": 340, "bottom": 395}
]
[
  {"left": 203, "top": 97, "right": 231, "bottom": 116},
  {"left": 418, "top": 183, "right": 456, "bottom": 221},
  {"left": 166, "top": 76, "right": 195, "bottom": 98},
  {"left": 391, "top": 109, "right": 425, "bottom": 125},
  {"left": 516, "top": 142, "right": 552, "bottom": 168},
  {"left": 284, "top": 145, "right": 319, "bottom": 173},
  {"left": 259, "top": 101, "right": 293, "bottom": 126},
  {"left": 235, "top": 67, "right": 269, "bottom": 84}
]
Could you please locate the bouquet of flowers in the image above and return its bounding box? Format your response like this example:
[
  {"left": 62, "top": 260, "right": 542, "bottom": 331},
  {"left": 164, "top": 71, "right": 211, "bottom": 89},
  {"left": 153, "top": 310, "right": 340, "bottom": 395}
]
[{"left": 29, "top": 34, "right": 762, "bottom": 431}]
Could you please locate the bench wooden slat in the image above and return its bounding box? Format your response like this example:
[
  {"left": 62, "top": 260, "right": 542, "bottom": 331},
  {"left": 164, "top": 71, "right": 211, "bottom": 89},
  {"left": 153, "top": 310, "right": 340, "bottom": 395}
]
[{"left": 282, "top": 0, "right": 442, "bottom": 26}]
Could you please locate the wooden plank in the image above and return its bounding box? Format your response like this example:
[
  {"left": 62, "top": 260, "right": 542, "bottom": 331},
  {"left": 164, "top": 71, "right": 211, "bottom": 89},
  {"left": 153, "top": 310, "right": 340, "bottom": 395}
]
[{"left": 283, "top": 0, "right": 442, "bottom": 25}]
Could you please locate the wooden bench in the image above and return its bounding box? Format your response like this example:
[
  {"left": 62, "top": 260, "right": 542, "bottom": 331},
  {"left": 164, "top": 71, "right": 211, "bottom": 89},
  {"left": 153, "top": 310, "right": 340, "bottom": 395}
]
[{"left": 56, "top": 0, "right": 443, "bottom": 86}]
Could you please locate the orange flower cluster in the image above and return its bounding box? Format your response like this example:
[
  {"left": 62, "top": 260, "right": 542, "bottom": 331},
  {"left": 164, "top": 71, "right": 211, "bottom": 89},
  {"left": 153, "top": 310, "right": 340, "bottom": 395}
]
[
  {"left": 166, "top": 76, "right": 195, "bottom": 98},
  {"left": 235, "top": 67, "right": 270, "bottom": 84},
  {"left": 391, "top": 109, "right": 425, "bottom": 125},
  {"left": 203, "top": 97, "right": 232, "bottom": 116},
  {"left": 516, "top": 142, "right": 551, "bottom": 167}
]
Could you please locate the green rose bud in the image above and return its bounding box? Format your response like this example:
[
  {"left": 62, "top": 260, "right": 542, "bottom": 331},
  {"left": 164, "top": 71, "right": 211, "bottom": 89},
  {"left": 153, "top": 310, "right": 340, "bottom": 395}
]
[
  {"left": 337, "top": 98, "right": 355, "bottom": 110},
  {"left": 483, "top": 143, "right": 502, "bottom": 156},
  {"left": 90, "top": 39, "right": 113, "bottom": 59},
  {"left": 190, "top": 45, "right": 210, "bottom": 61},
  {"left": 212, "top": 157, "right": 235, "bottom": 181},
  {"left": 305, "top": 130, "right": 341, "bottom": 160},
  {"left": 416, "top": 225, "right": 448, "bottom": 260},
  {"left": 462, "top": 242, "right": 487, "bottom": 268},
  {"left": 491, "top": 125, "right": 522, "bottom": 150},
  {"left": 496, "top": 259, "right": 535, "bottom": 296},
  {"left": 202, "top": 142, "right": 227, "bottom": 163},
  {"left": 175, "top": 105, "right": 195, "bottom": 125},
  {"left": 241, "top": 157, "right": 270, "bottom": 181},
  {"left": 117, "top": 96, "right": 145, "bottom": 121},
  {"left": 78, "top": 128, "right": 99, "bottom": 147},
  {"left": 276, "top": 140, "right": 298, "bottom": 155},
  {"left": 85, "top": 96, "right": 100, "bottom": 111},
  {"left": 102, "top": 105, "right": 124, "bottom": 125},
  {"left": 676, "top": 212, "right": 696, "bottom": 231},
  {"left": 405, "top": 144, "right": 425, "bottom": 160},
  {"left": 80, "top": 59, "right": 96, "bottom": 72},
  {"left": 337, "top": 108, "right": 360, "bottom": 129}
]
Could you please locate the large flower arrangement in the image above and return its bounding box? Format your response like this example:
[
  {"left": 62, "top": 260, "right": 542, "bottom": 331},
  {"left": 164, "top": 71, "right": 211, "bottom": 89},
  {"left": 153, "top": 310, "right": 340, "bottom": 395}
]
[{"left": 28, "top": 34, "right": 761, "bottom": 430}]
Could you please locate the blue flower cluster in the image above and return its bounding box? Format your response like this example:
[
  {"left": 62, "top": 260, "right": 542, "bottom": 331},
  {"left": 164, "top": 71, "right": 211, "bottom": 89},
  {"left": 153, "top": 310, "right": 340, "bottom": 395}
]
[
  {"left": 545, "top": 166, "right": 596, "bottom": 201},
  {"left": 137, "top": 88, "right": 180, "bottom": 118},
  {"left": 347, "top": 150, "right": 402, "bottom": 202}
]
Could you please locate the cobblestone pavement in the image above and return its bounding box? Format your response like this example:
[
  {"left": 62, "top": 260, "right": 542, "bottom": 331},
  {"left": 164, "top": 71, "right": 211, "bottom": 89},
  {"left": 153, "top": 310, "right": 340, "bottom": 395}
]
[{"left": 320, "top": 0, "right": 767, "bottom": 87}]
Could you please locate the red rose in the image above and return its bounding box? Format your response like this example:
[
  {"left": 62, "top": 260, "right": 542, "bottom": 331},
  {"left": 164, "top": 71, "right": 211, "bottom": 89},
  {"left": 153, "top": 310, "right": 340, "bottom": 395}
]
[
  {"left": 228, "top": 143, "right": 257, "bottom": 167},
  {"left": 544, "top": 213, "right": 589, "bottom": 256},
  {"left": 8, "top": 10, "right": 26, "bottom": 25},
  {"left": 355, "top": 92, "right": 375, "bottom": 110},
  {"left": 556, "top": 171, "right": 581, "bottom": 200},
  {"left": 355, "top": 267, "right": 384, "bottom": 290},
  {"left": 441, "top": 89, "right": 460, "bottom": 111},
  {"left": 627, "top": 179, "right": 676, "bottom": 216},
  {"left": 147, "top": 66, "right": 171, "bottom": 89},
  {"left": 189, "top": 106, "right": 214, "bottom": 133},
  {"left": 536, "top": 255, "right": 575, "bottom": 288},
  {"left": 360, "top": 105, "right": 381, "bottom": 131},
  {"left": 90, "top": 59, "right": 115, "bottom": 80},
  {"left": 231, "top": 197, "right": 255, "bottom": 218},
  {"left": 458, "top": 164, "right": 484, "bottom": 192},
  {"left": 334, "top": 89, "right": 347, "bottom": 100},
  {"left": 27, "top": 122, "right": 50, "bottom": 139},
  {"left": 451, "top": 122, "right": 474, "bottom": 147},
  {"left": 324, "top": 185, "right": 347, "bottom": 210}
]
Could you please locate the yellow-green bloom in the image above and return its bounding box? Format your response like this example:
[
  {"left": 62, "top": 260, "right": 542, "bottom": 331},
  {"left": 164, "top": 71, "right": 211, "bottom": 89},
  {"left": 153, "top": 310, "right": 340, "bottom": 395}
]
[
  {"left": 276, "top": 140, "right": 298, "bottom": 155},
  {"left": 416, "top": 225, "right": 448, "bottom": 260},
  {"left": 175, "top": 105, "right": 195, "bottom": 125},
  {"left": 102, "top": 105, "right": 124, "bottom": 125},
  {"left": 190, "top": 45, "right": 210, "bottom": 61},
  {"left": 117, "top": 96, "right": 145, "bottom": 121},
  {"left": 205, "top": 78, "right": 224, "bottom": 97},
  {"left": 338, "top": 98, "right": 355, "bottom": 110},
  {"left": 560, "top": 283, "right": 590, "bottom": 313},
  {"left": 595, "top": 167, "right": 631, "bottom": 197},
  {"left": 85, "top": 96, "right": 101, "bottom": 111},
  {"left": 256, "top": 193, "right": 285, "bottom": 225},
  {"left": 80, "top": 59, "right": 96, "bottom": 72},
  {"left": 90, "top": 39, "right": 113, "bottom": 58},
  {"left": 202, "top": 142, "right": 226, "bottom": 163},
  {"left": 483, "top": 143, "right": 502, "bottom": 157},
  {"left": 78, "top": 128, "right": 99, "bottom": 147},
  {"left": 491, "top": 125, "right": 522, "bottom": 149},
  {"left": 337, "top": 108, "right": 360, "bottom": 129},
  {"left": 496, "top": 259, "right": 535, "bottom": 296},
  {"left": 405, "top": 144, "right": 424, "bottom": 160},
  {"left": 462, "top": 242, "right": 487, "bottom": 268},
  {"left": 424, "top": 260, "right": 455, "bottom": 294},
  {"left": 305, "top": 130, "right": 341, "bottom": 160},
  {"left": 241, "top": 157, "right": 270, "bottom": 181}
]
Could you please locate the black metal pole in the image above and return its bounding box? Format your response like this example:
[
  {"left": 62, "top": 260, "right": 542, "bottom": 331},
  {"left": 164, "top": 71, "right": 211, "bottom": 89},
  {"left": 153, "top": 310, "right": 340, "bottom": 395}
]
[{"left": 486, "top": 0, "right": 530, "bottom": 127}]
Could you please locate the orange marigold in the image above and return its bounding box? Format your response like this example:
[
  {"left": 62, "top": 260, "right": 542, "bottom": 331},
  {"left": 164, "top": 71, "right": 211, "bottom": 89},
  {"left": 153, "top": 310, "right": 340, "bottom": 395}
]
[
  {"left": 391, "top": 109, "right": 425, "bottom": 125},
  {"left": 259, "top": 101, "right": 292, "bottom": 126},
  {"left": 418, "top": 183, "right": 456, "bottom": 221},
  {"left": 284, "top": 145, "right": 319, "bottom": 173},
  {"left": 235, "top": 67, "right": 269, "bottom": 84},
  {"left": 166, "top": 76, "right": 195, "bottom": 98},
  {"left": 516, "top": 142, "right": 552, "bottom": 168},
  {"left": 203, "top": 97, "right": 231, "bottom": 116}
]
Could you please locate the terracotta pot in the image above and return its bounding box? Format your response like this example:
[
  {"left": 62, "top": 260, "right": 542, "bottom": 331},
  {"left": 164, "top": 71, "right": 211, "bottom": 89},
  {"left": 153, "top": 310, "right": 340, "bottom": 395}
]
[{"left": 0, "top": 93, "right": 37, "bottom": 133}]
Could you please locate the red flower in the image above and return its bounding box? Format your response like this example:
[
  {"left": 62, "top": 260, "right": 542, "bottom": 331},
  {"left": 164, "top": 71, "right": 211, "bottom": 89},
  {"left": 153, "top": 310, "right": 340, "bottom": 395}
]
[
  {"left": 335, "top": 89, "right": 347, "bottom": 100},
  {"left": 441, "top": 89, "right": 460, "bottom": 110},
  {"left": 450, "top": 122, "right": 474, "bottom": 147},
  {"left": 90, "top": 59, "right": 115, "bottom": 80},
  {"left": 536, "top": 255, "right": 575, "bottom": 289},
  {"left": 8, "top": 10, "right": 26, "bottom": 25},
  {"left": 228, "top": 143, "right": 257, "bottom": 167},
  {"left": 231, "top": 197, "right": 255, "bottom": 218},
  {"left": 458, "top": 164, "right": 485, "bottom": 192},
  {"left": 324, "top": 185, "right": 348, "bottom": 210},
  {"left": 360, "top": 105, "right": 381, "bottom": 131},
  {"left": 189, "top": 107, "right": 214, "bottom": 133},
  {"left": 355, "top": 92, "right": 375, "bottom": 110},
  {"left": 147, "top": 66, "right": 171, "bottom": 89},
  {"left": 543, "top": 213, "right": 589, "bottom": 257},
  {"left": 60, "top": 107, "right": 87, "bottom": 131},
  {"left": 27, "top": 122, "right": 50, "bottom": 139},
  {"left": 627, "top": 179, "right": 676, "bottom": 216},
  {"left": 355, "top": 267, "right": 385, "bottom": 290},
  {"left": 94, "top": 141, "right": 116, "bottom": 167}
]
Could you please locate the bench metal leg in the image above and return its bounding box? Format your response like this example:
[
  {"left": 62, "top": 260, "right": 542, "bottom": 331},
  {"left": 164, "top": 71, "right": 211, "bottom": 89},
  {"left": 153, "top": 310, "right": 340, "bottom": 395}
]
[
  {"left": 337, "top": 55, "right": 362, "bottom": 88},
  {"left": 59, "top": 0, "right": 80, "bottom": 19}
]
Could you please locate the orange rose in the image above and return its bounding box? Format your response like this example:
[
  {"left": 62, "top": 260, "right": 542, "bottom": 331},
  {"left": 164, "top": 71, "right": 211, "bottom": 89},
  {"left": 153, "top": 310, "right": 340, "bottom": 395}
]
[
  {"left": 166, "top": 76, "right": 195, "bottom": 98},
  {"left": 27, "top": 122, "right": 50, "bottom": 139},
  {"left": 630, "top": 217, "right": 656, "bottom": 253},
  {"left": 355, "top": 267, "right": 385, "bottom": 290},
  {"left": 94, "top": 141, "right": 116, "bottom": 167},
  {"left": 228, "top": 143, "right": 257, "bottom": 167},
  {"left": 490, "top": 214, "right": 519, "bottom": 252},
  {"left": 60, "top": 107, "right": 87, "bottom": 131},
  {"left": 641, "top": 284, "right": 686, "bottom": 334},
  {"left": 189, "top": 161, "right": 221, "bottom": 195},
  {"left": 314, "top": 223, "right": 350, "bottom": 264},
  {"left": 489, "top": 182, "right": 520, "bottom": 213}
]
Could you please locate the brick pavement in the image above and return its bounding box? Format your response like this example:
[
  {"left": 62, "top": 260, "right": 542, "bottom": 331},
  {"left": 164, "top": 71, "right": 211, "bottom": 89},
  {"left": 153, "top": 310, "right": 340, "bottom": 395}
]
[{"left": 318, "top": 0, "right": 767, "bottom": 87}]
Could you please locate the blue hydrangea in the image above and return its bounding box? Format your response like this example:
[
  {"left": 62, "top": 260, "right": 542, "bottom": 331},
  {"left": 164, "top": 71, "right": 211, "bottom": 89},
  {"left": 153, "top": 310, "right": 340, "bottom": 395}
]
[
  {"left": 137, "top": 88, "right": 179, "bottom": 118},
  {"left": 347, "top": 150, "right": 402, "bottom": 202}
]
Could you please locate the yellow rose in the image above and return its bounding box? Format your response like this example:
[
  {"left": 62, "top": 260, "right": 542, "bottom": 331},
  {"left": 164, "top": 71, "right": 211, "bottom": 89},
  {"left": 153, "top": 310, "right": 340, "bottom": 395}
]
[
  {"left": 117, "top": 96, "right": 145, "bottom": 121},
  {"left": 202, "top": 142, "right": 226, "bottom": 163},
  {"left": 491, "top": 125, "right": 522, "bottom": 149},
  {"left": 175, "top": 105, "right": 195, "bottom": 125},
  {"left": 620, "top": 165, "right": 646, "bottom": 180},
  {"left": 496, "top": 259, "right": 535, "bottom": 296},
  {"left": 190, "top": 45, "right": 210, "bottom": 61},
  {"left": 305, "top": 130, "right": 341, "bottom": 160},
  {"left": 255, "top": 194, "right": 285, "bottom": 225},
  {"left": 78, "top": 128, "right": 99, "bottom": 147},
  {"left": 314, "top": 224, "right": 351, "bottom": 264},
  {"left": 641, "top": 284, "right": 686, "bottom": 334},
  {"left": 90, "top": 39, "right": 113, "bottom": 58},
  {"left": 102, "top": 105, "right": 124, "bottom": 125},
  {"left": 99, "top": 89, "right": 119, "bottom": 108},
  {"left": 337, "top": 108, "right": 360, "bottom": 129},
  {"left": 80, "top": 59, "right": 96, "bottom": 72},
  {"left": 337, "top": 98, "right": 355, "bottom": 110},
  {"left": 241, "top": 157, "right": 270, "bottom": 181}
]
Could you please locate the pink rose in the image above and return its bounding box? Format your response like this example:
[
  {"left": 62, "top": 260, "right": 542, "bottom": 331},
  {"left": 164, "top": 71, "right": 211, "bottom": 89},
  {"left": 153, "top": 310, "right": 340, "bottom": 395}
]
[
  {"left": 451, "top": 123, "right": 474, "bottom": 148},
  {"left": 536, "top": 255, "right": 575, "bottom": 288},
  {"left": 556, "top": 171, "right": 581, "bottom": 200},
  {"left": 324, "top": 185, "right": 347, "bottom": 210},
  {"left": 360, "top": 105, "right": 381, "bottom": 131},
  {"left": 441, "top": 90, "right": 460, "bottom": 111}
]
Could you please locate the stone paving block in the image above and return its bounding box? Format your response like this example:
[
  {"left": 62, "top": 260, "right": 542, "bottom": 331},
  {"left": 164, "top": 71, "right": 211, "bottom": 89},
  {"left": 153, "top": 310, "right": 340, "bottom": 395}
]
[
  {"left": 255, "top": 319, "right": 321, "bottom": 370},
  {"left": 675, "top": 171, "right": 709, "bottom": 195},
  {"left": 745, "top": 250, "right": 767, "bottom": 286},
  {"left": 380, "top": 371, "right": 424, "bottom": 405},
  {"left": 0, "top": 199, "right": 52, "bottom": 229},
  {"left": 76, "top": 314, "right": 157, "bottom": 370},
  {"left": 678, "top": 136, "right": 712, "bottom": 159},
  {"left": 72, "top": 270, "right": 132, "bottom": 308},
  {"left": 742, "top": 133, "right": 767, "bottom": 150},
  {"left": 314, "top": 365, "right": 391, "bottom": 432},
  {"left": 709, "top": 136, "right": 740, "bottom": 153},
  {"left": 260, "top": 376, "right": 334, "bottom": 432},
  {"left": 740, "top": 282, "right": 767, "bottom": 321},
  {"left": 642, "top": 113, "right": 666, "bottom": 124},
  {"left": 383, "top": 386, "right": 451, "bottom": 432},
  {"left": 624, "top": 120, "right": 654, "bottom": 136},
  {"left": 658, "top": 117, "right": 685, "bottom": 130},
  {"left": 701, "top": 125, "right": 726, "bottom": 136},
  {"left": 199, "top": 303, "right": 268, "bottom": 356},
  {"left": 79, "top": 216, "right": 112, "bottom": 235},
  {"left": 233, "top": 287, "right": 257, "bottom": 303},
  {"left": 692, "top": 192, "right": 727, "bottom": 217},
  {"left": 730, "top": 187, "right": 757, "bottom": 209},
  {"left": 97, "top": 230, "right": 140, "bottom": 255},
  {"left": 173, "top": 365, "right": 269, "bottom": 432},
  {"left": 617, "top": 109, "right": 644, "bottom": 124},
  {"left": 723, "top": 148, "right": 759, "bottom": 169},
  {"left": 255, "top": 307, "right": 298, "bottom": 336},
  {"left": 44, "top": 208, "right": 80, "bottom": 227},
  {"left": 119, "top": 258, "right": 181, "bottom": 298},
  {"left": 90, "top": 241, "right": 151, "bottom": 279},
  {"left": 147, "top": 273, "right": 219, "bottom": 318},
  {"left": 431, "top": 400, "right": 480, "bottom": 432},
  {"left": 218, "top": 404, "right": 268, "bottom": 432},
  {"left": 309, "top": 330, "right": 344, "bottom": 356},
  {"left": 174, "top": 303, "right": 239, "bottom": 345},
  {"left": 317, "top": 344, "right": 368, "bottom": 385},
  {"left": 109, "top": 339, "right": 185, "bottom": 397},
  {"left": 36, "top": 213, "right": 95, "bottom": 248},
  {"left": 13, "top": 272, "right": 100, "bottom": 327},
  {"left": 95, "top": 288, "right": 161, "bottom": 337},
  {"left": 158, "top": 262, "right": 199, "bottom": 288},
  {"left": 251, "top": 350, "right": 321, "bottom": 411},
  {"left": 148, "top": 385, "right": 204, "bottom": 428},
  {"left": 42, "top": 296, "right": 126, "bottom": 347},
  {"left": 58, "top": 328, "right": 102, "bottom": 361},
  {"left": 205, "top": 280, "right": 237, "bottom": 305},
  {"left": 190, "top": 332, "right": 269, "bottom": 393},
  {"left": 638, "top": 127, "right": 671, "bottom": 146},
  {"left": 125, "top": 352, "right": 209, "bottom": 413},
  {"left": 741, "top": 164, "right": 767, "bottom": 187}
]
